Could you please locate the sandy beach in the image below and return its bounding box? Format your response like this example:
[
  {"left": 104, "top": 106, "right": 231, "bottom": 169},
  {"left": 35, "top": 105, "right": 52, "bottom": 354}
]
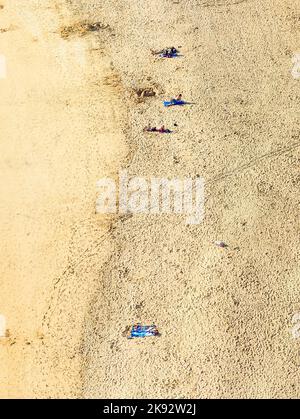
[
  {"left": 1, "top": 0, "right": 300, "bottom": 398},
  {"left": 0, "top": 0, "right": 128, "bottom": 398}
]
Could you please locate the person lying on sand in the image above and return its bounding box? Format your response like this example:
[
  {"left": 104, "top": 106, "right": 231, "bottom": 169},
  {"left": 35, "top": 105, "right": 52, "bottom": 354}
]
[
  {"left": 150, "top": 324, "right": 158, "bottom": 333},
  {"left": 161, "top": 47, "right": 179, "bottom": 57},
  {"left": 151, "top": 46, "right": 178, "bottom": 55},
  {"left": 133, "top": 323, "right": 142, "bottom": 331},
  {"left": 165, "top": 47, "right": 178, "bottom": 56},
  {"left": 158, "top": 125, "right": 171, "bottom": 133},
  {"left": 144, "top": 124, "right": 171, "bottom": 133},
  {"left": 170, "top": 94, "right": 183, "bottom": 104},
  {"left": 143, "top": 124, "right": 158, "bottom": 132}
]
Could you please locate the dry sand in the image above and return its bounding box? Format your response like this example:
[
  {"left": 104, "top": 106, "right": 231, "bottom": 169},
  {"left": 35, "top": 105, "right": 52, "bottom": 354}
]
[
  {"left": 0, "top": 0, "right": 128, "bottom": 398},
  {"left": 1, "top": 0, "right": 300, "bottom": 399}
]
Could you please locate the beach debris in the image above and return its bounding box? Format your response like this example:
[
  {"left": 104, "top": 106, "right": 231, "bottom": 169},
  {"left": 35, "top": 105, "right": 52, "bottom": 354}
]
[
  {"left": 131, "top": 79, "right": 163, "bottom": 103},
  {"left": 214, "top": 241, "right": 228, "bottom": 248},
  {"left": 132, "top": 86, "right": 159, "bottom": 104},
  {"left": 60, "top": 21, "right": 111, "bottom": 39},
  {"left": 0, "top": 315, "right": 6, "bottom": 338},
  {"left": 103, "top": 73, "right": 122, "bottom": 89},
  {"left": 134, "top": 87, "right": 156, "bottom": 98},
  {"left": 127, "top": 323, "right": 160, "bottom": 339},
  {"left": 291, "top": 313, "right": 300, "bottom": 339}
]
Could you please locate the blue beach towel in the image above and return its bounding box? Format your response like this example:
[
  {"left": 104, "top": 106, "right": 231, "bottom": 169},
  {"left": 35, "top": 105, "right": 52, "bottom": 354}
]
[
  {"left": 164, "top": 100, "right": 185, "bottom": 107},
  {"left": 159, "top": 53, "right": 178, "bottom": 58},
  {"left": 128, "top": 324, "right": 159, "bottom": 339}
]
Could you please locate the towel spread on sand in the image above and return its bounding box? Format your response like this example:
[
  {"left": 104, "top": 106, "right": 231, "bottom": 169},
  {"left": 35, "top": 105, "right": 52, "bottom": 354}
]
[
  {"left": 164, "top": 100, "right": 185, "bottom": 107},
  {"left": 128, "top": 324, "right": 159, "bottom": 338},
  {"left": 160, "top": 53, "right": 178, "bottom": 58}
]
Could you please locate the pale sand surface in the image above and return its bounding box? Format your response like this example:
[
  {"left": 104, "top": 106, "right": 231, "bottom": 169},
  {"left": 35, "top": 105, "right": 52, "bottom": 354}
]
[
  {"left": 0, "top": 0, "right": 128, "bottom": 398},
  {"left": 1, "top": 0, "right": 300, "bottom": 398}
]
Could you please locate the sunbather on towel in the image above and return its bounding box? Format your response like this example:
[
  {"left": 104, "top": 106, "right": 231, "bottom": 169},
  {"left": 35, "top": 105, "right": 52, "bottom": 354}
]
[
  {"left": 151, "top": 48, "right": 164, "bottom": 55},
  {"left": 163, "top": 49, "right": 172, "bottom": 57},
  {"left": 170, "top": 94, "right": 183, "bottom": 104},
  {"left": 162, "top": 47, "right": 178, "bottom": 58},
  {"left": 166, "top": 47, "right": 178, "bottom": 56},
  {"left": 152, "top": 46, "right": 178, "bottom": 56},
  {"left": 143, "top": 124, "right": 157, "bottom": 132},
  {"left": 151, "top": 324, "right": 159, "bottom": 335},
  {"left": 158, "top": 125, "right": 171, "bottom": 133}
]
